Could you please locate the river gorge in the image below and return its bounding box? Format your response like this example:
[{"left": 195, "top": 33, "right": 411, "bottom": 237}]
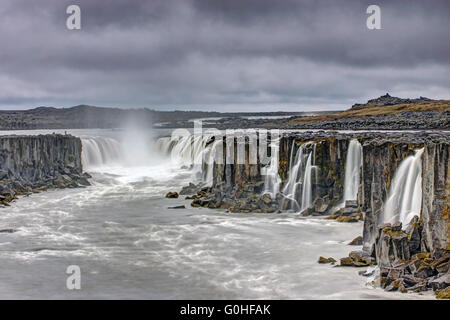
[{"left": 0, "top": 128, "right": 448, "bottom": 299}]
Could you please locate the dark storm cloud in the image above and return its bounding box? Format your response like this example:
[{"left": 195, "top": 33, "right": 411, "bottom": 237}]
[{"left": 0, "top": 0, "right": 449, "bottom": 111}]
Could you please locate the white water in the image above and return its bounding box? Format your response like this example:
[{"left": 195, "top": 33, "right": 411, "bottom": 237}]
[
  {"left": 281, "top": 141, "right": 316, "bottom": 213},
  {"left": 383, "top": 148, "right": 424, "bottom": 228},
  {"left": 343, "top": 139, "right": 362, "bottom": 202},
  {"left": 156, "top": 134, "right": 218, "bottom": 186},
  {"left": 262, "top": 143, "right": 282, "bottom": 198}
]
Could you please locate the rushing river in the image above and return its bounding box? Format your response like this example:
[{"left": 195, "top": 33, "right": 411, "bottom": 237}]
[{"left": 0, "top": 129, "right": 433, "bottom": 299}]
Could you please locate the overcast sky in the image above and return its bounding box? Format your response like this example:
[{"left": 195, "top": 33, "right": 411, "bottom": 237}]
[{"left": 0, "top": 0, "right": 449, "bottom": 111}]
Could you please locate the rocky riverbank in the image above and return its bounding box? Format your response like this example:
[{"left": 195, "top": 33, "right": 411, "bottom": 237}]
[{"left": 0, "top": 134, "right": 90, "bottom": 206}]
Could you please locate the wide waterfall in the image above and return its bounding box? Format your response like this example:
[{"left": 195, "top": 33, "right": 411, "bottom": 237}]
[
  {"left": 383, "top": 148, "right": 424, "bottom": 228},
  {"left": 281, "top": 141, "right": 316, "bottom": 213},
  {"left": 262, "top": 143, "right": 282, "bottom": 198},
  {"left": 81, "top": 128, "right": 161, "bottom": 170},
  {"left": 343, "top": 139, "right": 362, "bottom": 202}
]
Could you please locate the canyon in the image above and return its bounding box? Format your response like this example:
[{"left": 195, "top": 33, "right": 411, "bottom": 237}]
[{"left": 0, "top": 126, "right": 448, "bottom": 298}]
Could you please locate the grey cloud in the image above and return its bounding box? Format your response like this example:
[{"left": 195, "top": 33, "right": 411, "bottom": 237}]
[{"left": 0, "top": 0, "right": 449, "bottom": 110}]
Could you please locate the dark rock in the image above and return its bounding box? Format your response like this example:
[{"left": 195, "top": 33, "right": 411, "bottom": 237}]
[
  {"left": 428, "top": 274, "right": 450, "bottom": 291},
  {"left": 348, "top": 236, "right": 363, "bottom": 246},
  {"left": 340, "top": 250, "right": 376, "bottom": 267},
  {"left": 0, "top": 228, "right": 17, "bottom": 233},
  {"left": 0, "top": 170, "right": 8, "bottom": 180},
  {"left": 168, "top": 205, "right": 186, "bottom": 209},
  {"left": 179, "top": 183, "right": 199, "bottom": 195},
  {"left": 318, "top": 256, "right": 336, "bottom": 264},
  {"left": 165, "top": 192, "right": 179, "bottom": 199},
  {"left": 391, "top": 221, "right": 402, "bottom": 232}
]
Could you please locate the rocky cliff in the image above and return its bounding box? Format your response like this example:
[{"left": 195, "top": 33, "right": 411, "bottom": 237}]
[
  {"left": 173, "top": 131, "right": 449, "bottom": 296},
  {"left": 175, "top": 131, "right": 449, "bottom": 251},
  {"left": 0, "top": 134, "right": 89, "bottom": 206}
]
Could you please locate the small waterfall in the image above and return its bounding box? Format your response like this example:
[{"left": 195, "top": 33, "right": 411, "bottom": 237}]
[
  {"left": 383, "top": 148, "right": 424, "bottom": 228},
  {"left": 343, "top": 139, "right": 362, "bottom": 202},
  {"left": 202, "top": 140, "right": 222, "bottom": 187},
  {"left": 262, "top": 143, "right": 281, "bottom": 198},
  {"left": 81, "top": 137, "right": 122, "bottom": 169},
  {"left": 281, "top": 141, "right": 316, "bottom": 213}
]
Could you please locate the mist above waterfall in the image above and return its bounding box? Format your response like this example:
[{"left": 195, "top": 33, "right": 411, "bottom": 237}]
[
  {"left": 120, "top": 121, "right": 161, "bottom": 167},
  {"left": 81, "top": 118, "right": 164, "bottom": 170}
]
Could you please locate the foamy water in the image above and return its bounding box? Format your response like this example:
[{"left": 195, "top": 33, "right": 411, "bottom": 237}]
[{"left": 0, "top": 129, "right": 434, "bottom": 299}]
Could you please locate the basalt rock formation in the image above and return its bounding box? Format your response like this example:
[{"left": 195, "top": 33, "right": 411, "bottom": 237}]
[
  {"left": 174, "top": 130, "right": 449, "bottom": 297},
  {"left": 0, "top": 134, "right": 90, "bottom": 206}
]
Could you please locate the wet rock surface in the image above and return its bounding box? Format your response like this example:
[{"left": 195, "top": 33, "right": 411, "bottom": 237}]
[
  {"left": 172, "top": 130, "right": 449, "bottom": 298},
  {"left": 185, "top": 183, "right": 280, "bottom": 213},
  {"left": 165, "top": 191, "right": 179, "bottom": 198},
  {"left": 373, "top": 221, "right": 450, "bottom": 297},
  {"left": 0, "top": 134, "right": 89, "bottom": 207},
  {"left": 318, "top": 256, "right": 336, "bottom": 264},
  {"left": 339, "top": 250, "right": 376, "bottom": 267}
]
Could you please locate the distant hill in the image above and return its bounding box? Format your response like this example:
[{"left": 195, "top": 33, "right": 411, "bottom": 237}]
[{"left": 0, "top": 105, "right": 309, "bottom": 130}]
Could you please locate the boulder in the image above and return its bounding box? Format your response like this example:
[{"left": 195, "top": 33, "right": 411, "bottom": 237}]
[
  {"left": 348, "top": 236, "right": 363, "bottom": 246},
  {"left": 314, "top": 197, "right": 329, "bottom": 213},
  {"left": 179, "top": 183, "right": 199, "bottom": 195},
  {"left": 340, "top": 250, "right": 376, "bottom": 267},
  {"left": 318, "top": 256, "right": 336, "bottom": 264},
  {"left": 436, "top": 287, "right": 450, "bottom": 299},
  {"left": 165, "top": 192, "right": 179, "bottom": 199}
]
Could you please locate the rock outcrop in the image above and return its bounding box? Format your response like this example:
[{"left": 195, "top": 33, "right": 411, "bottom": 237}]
[
  {"left": 374, "top": 221, "right": 449, "bottom": 295},
  {"left": 360, "top": 133, "right": 449, "bottom": 253},
  {"left": 351, "top": 93, "right": 434, "bottom": 109},
  {"left": 0, "top": 134, "right": 89, "bottom": 206}
]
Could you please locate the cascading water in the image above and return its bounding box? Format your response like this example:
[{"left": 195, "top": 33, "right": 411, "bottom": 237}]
[
  {"left": 156, "top": 134, "right": 217, "bottom": 186},
  {"left": 383, "top": 148, "right": 424, "bottom": 228},
  {"left": 281, "top": 141, "right": 316, "bottom": 213},
  {"left": 81, "top": 137, "right": 122, "bottom": 169},
  {"left": 343, "top": 139, "right": 362, "bottom": 202},
  {"left": 262, "top": 143, "right": 282, "bottom": 198}
]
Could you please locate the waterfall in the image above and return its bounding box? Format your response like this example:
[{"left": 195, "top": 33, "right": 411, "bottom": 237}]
[
  {"left": 81, "top": 137, "right": 122, "bottom": 169},
  {"left": 343, "top": 139, "right": 362, "bottom": 202},
  {"left": 156, "top": 134, "right": 217, "bottom": 186},
  {"left": 383, "top": 148, "right": 424, "bottom": 228},
  {"left": 262, "top": 143, "right": 282, "bottom": 198},
  {"left": 281, "top": 141, "right": 316, "bottom": 213},
  {"left": 202, "top": 140, "right": 222, "bottom": 186}
]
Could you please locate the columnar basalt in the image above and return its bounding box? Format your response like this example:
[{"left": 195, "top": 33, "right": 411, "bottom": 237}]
[
  {"left": 0, "top": 134, "right": 89, "bottom": 206},
  {"left": 421, "top": 141, "right": 450, "bottom": 251}
]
